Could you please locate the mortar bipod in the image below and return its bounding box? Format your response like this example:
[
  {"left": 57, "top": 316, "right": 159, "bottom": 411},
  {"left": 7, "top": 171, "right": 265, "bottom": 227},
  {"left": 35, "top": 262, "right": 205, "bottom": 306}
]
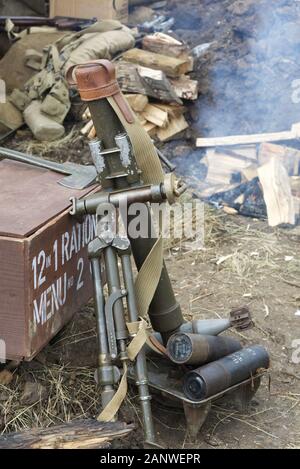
[{"left": 88, "top": 230, "right": 156, "bottom": 446}]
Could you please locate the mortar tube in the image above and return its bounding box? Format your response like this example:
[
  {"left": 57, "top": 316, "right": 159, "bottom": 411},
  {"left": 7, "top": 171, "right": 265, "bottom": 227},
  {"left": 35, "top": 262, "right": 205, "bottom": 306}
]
[{"left": 87, "top": 98, "right": 184, "bottom": 340}]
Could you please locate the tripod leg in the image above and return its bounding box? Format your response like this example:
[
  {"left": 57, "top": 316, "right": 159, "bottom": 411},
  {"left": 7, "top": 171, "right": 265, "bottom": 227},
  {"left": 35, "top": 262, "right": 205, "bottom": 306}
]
[
  {"left": 90, "top": 257, "right": 116, "bottom": 416},
  {"left": 120, "top": 252, "right": 156, "bottom": 445},
  {"left": 104, "top": 246, "right": 128, "bottom": 343}
]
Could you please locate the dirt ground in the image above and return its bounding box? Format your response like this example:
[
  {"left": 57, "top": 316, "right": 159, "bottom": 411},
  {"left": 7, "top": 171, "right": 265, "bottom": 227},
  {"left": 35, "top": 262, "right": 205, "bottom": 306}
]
[
  {"left": 1, "top": 0, "right": 300, "bottom": 451},
  {"left": 1, "top": 207, "right": 300, "bottom": 449}
]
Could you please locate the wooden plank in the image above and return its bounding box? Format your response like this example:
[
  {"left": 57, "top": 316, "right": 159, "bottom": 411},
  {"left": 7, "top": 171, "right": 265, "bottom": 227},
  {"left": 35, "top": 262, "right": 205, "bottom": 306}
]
[
  {"left": 0, "top": 420, "right": 133, "bottom": 449},
  {"left": 142, "top": 104, "right": 169, "bottom": 127},
  {"left": 117, "top": 62, "right": 181, "bottom": 103},
  {"left": 196, "top": 123, "right": 300, "bottom": 147},
  {"left": 170, "top": 76, "right": 198, "bottom": 100},
  {"left": 157, "top": 115, "right": 188, "bottom": 141},
  {"left": 122, "top": 48, "right": 190, "bottom": 78},
  {"left": 0, "top": 237, "right": 25, "bottom": 361},
  {"left": 124, "top": 93, "right": 148, "bottom": 112},
  {"left": 258, "top": 142, "right": 300, "bottom": 176},
  {"left": 258, "top": 157, "right": 295, "bottom": 226}
]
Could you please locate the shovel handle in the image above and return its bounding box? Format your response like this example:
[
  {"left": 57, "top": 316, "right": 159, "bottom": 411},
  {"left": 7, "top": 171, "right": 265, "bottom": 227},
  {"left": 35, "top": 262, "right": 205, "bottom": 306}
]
[{"left": 0, "top": 147, "right": 71, "bottom": 175}]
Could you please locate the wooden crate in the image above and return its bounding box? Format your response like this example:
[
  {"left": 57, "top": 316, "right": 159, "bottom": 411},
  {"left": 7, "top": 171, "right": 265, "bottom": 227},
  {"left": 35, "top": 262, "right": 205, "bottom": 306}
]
[
  {"left": 0, "top": 159, "right": 102, "bottom": 361},
  {"left": 49, "top": 0, "right": 128, "bottom": 23}
]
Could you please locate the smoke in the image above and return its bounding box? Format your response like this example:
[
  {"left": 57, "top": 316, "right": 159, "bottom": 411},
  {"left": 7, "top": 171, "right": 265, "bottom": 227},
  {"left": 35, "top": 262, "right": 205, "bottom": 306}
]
[
  {"left": 162, "top": 1, "right": 300, "bottom": 222},
  {"left": 190, "top": 0, "right": 300, "bottom": 136}
]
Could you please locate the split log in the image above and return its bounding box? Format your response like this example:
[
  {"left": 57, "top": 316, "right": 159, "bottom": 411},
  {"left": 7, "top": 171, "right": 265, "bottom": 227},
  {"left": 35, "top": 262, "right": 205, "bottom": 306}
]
[
  {"left": 170, "top": 76, "right": 198, "bottom": 101},
  {"left": 124, "top": 93, "right": 148, "bottom": 112},
  {"left": 258, "top": 142, "right": 300, "bottom": 176},
  {"left": 82, "top": 108, "right": 91, "bottom": 120},
  {"left": 88, "top": 125, "right": 97, "bottom": 140},
  {"left": 258, "top": 157, "right": 295, "bottom": 227},
  {"left": 143, "top": 122, "right": 157, "bottom": 137},
  {"left": 152, "top": 103, "right": 186, "bottom": 118},
  {"left": 196, "top": 123, "right": 300, "bottom": 147},
  {"left": 0, "top": 420, "right": 134, "bottom": 450},
  {"left": 142, "top": 104, "right": 169, "bottom": 127},
  {"left": 117, "top": 62, "right": 181, "bottom": 103},
  {"left": 290, "top": 176, "right": 300, "bottom": 197},
  {"left": 136, "top": 114, "right": 148, "bottom": 126},
  {"left": 242, "top": 164, "right": 258, "bottom": 181},
  {"left": 205, "top": 148, "right": 255, "bottom": 185},
  {"left": 122, "top": 49, "right": 191, "bottom": 78},
  {"left": 157, "top": 115, "right": 188, "bottom": 141},
  {"left": 142, "top": 33, "right": 193, "bottom": 70},
  {"left": 81, "top": 120, "right": 94, "bottom": 136}
]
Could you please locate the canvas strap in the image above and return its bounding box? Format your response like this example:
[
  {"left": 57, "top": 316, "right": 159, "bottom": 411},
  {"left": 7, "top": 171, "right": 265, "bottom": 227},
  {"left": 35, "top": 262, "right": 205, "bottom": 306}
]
[{"left": 97, "top": 318, "right": 158, "bottom": 422}]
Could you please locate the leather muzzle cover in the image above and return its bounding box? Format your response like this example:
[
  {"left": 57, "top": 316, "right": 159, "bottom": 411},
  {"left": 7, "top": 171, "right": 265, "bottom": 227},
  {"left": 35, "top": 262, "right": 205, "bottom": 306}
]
[{"left": 66, "top": 59, "right": 134, "bottom": 124}]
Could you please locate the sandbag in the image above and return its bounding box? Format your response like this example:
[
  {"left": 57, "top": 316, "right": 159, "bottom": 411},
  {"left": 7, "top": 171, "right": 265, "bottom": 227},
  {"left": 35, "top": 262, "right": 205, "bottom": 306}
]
[
  {"left": 24, "top": 100, "right": 65, "bottom": 141},
  {"left": 9, "top": 89, "right": 31, "bottom": 111},
  {"left": 65, "top": 29, "right": 135, "bottom": 69},
  {"left": 0, "top": 101, "right": 23, "bottom": 133}
]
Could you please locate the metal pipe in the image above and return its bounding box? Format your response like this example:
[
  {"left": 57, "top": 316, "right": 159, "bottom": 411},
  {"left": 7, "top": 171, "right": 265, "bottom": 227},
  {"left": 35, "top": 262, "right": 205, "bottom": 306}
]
[
  {"left": 104, "top": 247, "right": 128, "bottom": 341},
  {"left": 121, "top": 253, "right": 156, "bottom": 445},
  {"left": 71, "top": 184, "right": 166, "bottom": 216}
]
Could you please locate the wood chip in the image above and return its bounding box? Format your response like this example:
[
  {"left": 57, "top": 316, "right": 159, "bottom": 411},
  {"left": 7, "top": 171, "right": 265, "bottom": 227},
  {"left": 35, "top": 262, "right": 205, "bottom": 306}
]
[{"left": 0, "top": 369, "right": 13, "bottom": 386}]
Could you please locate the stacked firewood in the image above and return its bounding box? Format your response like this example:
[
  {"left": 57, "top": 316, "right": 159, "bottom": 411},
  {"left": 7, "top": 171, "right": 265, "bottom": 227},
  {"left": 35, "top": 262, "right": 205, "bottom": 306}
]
[
  {"left": 196, "top": 124, "right": 300, "bottom": 226},
  {"left": 81, "top": 33, "right": 198, "bottom": 142}
]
